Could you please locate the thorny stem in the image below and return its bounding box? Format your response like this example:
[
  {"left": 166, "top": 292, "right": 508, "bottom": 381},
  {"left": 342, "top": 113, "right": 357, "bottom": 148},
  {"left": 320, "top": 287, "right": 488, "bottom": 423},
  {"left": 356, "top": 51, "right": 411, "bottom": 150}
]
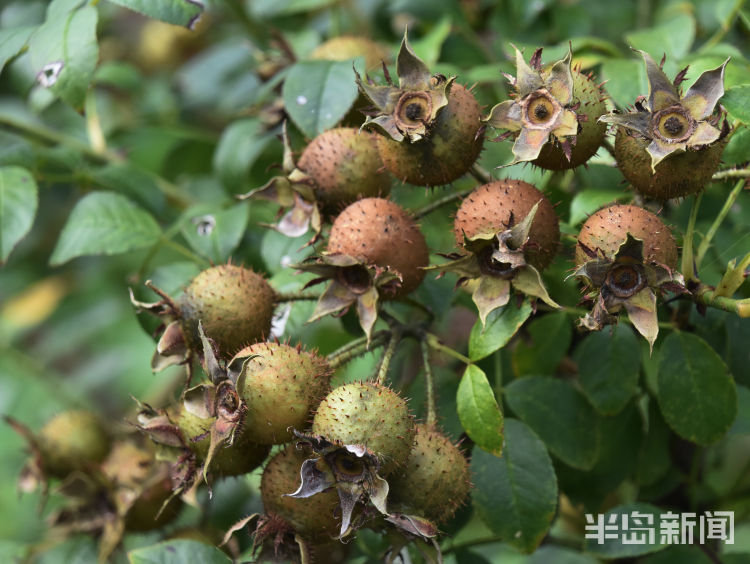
[
  {"left": 424, "top": 332, "right": 472, "bottom": 365},
  {"left": 469, "top": 163, "right": 492, "bottom": 184},
  {"left": 695, "top": 179, "right": 745, "bottom": 268},
  {"left": 712, "top": 168, "right": 750, "bottom": 180},
  {"left": 420, "top": 339, "right": 437, "bottom": 427},
  {"left": 375, "top": 329, "right": 401, "bottom": 385},
  {"left": 0, "top": 113, "right": 194, "bottom": 208},
  {"left": 681, "top": 192, "right": 703, "bottom": 282},
  {"left": 412, "top": 188, "right": 473, "bottom": 220},
  {"left": 326, "top": 330, "right": 390, "bottom": 370},
  {"left": 694, "top": 287, "right": 750, "bottom": 317},
  {"left": 274, "top": 292, "right": 321, "bottom": 303}
]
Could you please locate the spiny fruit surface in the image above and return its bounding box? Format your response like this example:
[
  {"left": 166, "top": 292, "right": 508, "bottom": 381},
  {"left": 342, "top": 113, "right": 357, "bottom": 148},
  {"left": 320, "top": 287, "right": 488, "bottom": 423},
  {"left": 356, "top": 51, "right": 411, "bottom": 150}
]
[
  {"left": 312, "top": 381, "right": 415, "bottom": 475},
  {"left": 167, "top": 404, "right": 270, "bottom": 476},
  {"left": 38, "top": 410, "right": 111, "bottom": 477},
  {"left": 533, "top": 70, "right": 607, "bottom": 170},
  {"left": 310, "top": 36, "right": 389, "bottom": 71},
  {"left": 179, "top": 264, "right": 275, "bottom": 357},
  {"left": 453, "top": 180, "right": 560, "bottom": 270},
  {"left": 261, "top": 445, "right": 341, "bottom": 539},
  {"left": 389, "top": 425, "right": 470, "bottom": 524},
  {"left": 296, "top": 128, "right": 391, "bottom": 215},
  {"left": 327, "top": 198, "right": 429, "bottom": 297},
  {"left": 575, "top": 204, "right": 678, "bottom": 267},
  {"left": 377, "top": 83, "right": 484, "bottom": 186},
  {"left": 233, "top": 342, "right": 332, "bottom": 444},
  {"left": 614, "top": 128, "right": 728, "bottom": 200}
]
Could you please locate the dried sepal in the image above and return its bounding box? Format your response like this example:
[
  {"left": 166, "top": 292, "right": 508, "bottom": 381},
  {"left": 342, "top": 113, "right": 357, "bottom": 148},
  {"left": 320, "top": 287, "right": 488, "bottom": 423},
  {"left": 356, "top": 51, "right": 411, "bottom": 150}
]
[
  {"left": 485, "top": 45, "right": 580, "bottom": 164},
  {"left": 356, "top": 29, "right": 454, "bottom": 142},
  {"left": 600, "top": 51, "right": 729, "bottom": 171}
]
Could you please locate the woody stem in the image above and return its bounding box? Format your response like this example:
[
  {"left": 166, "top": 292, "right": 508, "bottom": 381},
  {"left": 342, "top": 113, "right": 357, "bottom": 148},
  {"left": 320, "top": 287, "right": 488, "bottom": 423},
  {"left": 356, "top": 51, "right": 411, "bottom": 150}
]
[
  {"left": 420, "top": 339, "right": 438, "bottom": 427},
  {"left": 694, "top": 287, "right": 750, "bottom": 318},
  {"left": 375, "top": 329, "right": 401, "bottom": 386},
  {"left": 327, "top": 330, "right": 390, "bottom": 370},
  {"left": 274, "top": 291, "right": 322, "bottom": 303}
]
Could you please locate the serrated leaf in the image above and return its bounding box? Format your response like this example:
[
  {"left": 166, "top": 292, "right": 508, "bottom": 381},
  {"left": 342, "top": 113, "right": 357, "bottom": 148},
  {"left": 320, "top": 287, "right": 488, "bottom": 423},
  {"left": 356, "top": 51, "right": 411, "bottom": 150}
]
[
  {"left": 656, "top": 332, "right": 737, "bottom": 445},
  {"left": 512, "top": 312, "right": 572, "bottom": 376},
  {"left": 505, "top": 376, "right": 600, "bottom": 470},
  {"left": 128, "top": 539, "right": 232, "bottom": 564},
  {"left": 0, "top": 26, "right": 35, "bottom": 75},
  {"left": 213, "top": 118, "right": 275, "bottom": 194},
  {"left": 50, "top": 192, "right": 162, "bottom": 266},
  {"left": 584, "top": 502, "right": 667, "bottom": 558},
  {"left": 29, "top": 0, "right": 98, "bottom": 110},
  {"left": 0, "top": 166, "right": 38, "bottom": 263},
  {"left": 106, "top": 0, "right": 204, "bottom": 28},
  {"left": 282, "top": 60, "right": 360, "bottom": 139},
  {"left": 180, "top": 201, "right": 249, "bottom": 264},
  {"left": 471, "top": 418, "right": 557, "bottom": 553},
  {"left": 575, "top": 325, "right": 641, "bottom": 415},
  {"left": 457, "top": 365, "right": 503, "bottom": 456},
  {"left": 722, "top": 85, "right": 750, "bottom": 124},
  {"left": 569, "top": 190, "right": 630, "bottom": 226},
  {"left": 468, "top": 301, "right": 532, "bottom": 361}
]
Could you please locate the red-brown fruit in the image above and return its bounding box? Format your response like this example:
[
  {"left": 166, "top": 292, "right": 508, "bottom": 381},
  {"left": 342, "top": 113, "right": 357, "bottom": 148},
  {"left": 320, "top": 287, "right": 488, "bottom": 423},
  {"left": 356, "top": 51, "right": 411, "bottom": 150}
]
[
  {"left": 327, "top": 198, "right": 429, "bottom": 297},
  {"left": 453, "top": 180, "right": 560, "bottom": 270},
  {"left": 575, "top": 204, "right": 678, "bottom": 267},
  {"left": 296, "top": 128, "right": 391, "bottom": 215},
  {"left": 377, "top": 83, "right": 484, "bottom": 186}
]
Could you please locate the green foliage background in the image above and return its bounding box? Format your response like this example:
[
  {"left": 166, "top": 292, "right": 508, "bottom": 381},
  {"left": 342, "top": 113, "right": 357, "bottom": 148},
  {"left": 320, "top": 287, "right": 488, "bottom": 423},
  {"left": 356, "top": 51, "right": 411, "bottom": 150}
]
[{"left": 0, "top": 0, "right": 749, "bottom": 562}]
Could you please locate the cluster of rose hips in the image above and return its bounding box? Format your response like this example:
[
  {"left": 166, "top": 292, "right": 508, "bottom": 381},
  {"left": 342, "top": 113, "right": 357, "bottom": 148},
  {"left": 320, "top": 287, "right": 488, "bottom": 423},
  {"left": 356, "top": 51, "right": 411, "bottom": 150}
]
[{"left": 9, "top": 31, "right": 732, "bottom": 562}]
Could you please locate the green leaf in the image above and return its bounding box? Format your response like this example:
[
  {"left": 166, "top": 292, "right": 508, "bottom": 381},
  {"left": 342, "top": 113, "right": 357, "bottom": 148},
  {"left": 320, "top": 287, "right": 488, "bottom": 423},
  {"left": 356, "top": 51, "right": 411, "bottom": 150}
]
[
  {"left": 180, "top": 201, "right": 249, "bottom": 264},
  {"left": 106, "top": 0, "right": 204, "bottom": 28},
  {"left": 90, "top": 163, "right": 165, "bottom": 213},
  {"left": 636, "top": 400, "right": 672, "bottom": 486},
  {"left": 505, "top": 376, "right": 600, "bottom": 470},
  {"left": 528, "top": 546, "right": 600, "bottom": 564},
  {"left": 213, "top": 118, "right": 275, "bottom": 194},
  {"left": 512, "top": 312, "right": 572, "bottom": 376},
  {"left": 0, "top": 166, "right": 38, "bottom": 264},
  {"left": 656, "top": 332, "right": 737, "bottom": 445},
  {"left": 471, "top": 418, "right": 557, "bottom": 553},
  {"left": 0, "top": 26, "right": 35, "bottom": 75},
  {"left": 639, "top": 544, "right": 713, "bottom": 564},
  {"left": 282, "top": 60, "right": 360, "bottom": 139},
  {"left": 625, "top": 13, "right": 696, "bottom": 63},
  {"left": 722, "top": 85, "right": 750, "bottom": 124},
  {"left": 569, "top": 190, "right": 630, "bottom": 226},
  {"left": 29, "top": 0, "right": 98, "bottom": 110},
  {"left": 249, "top": 0, "right": 338, "bottom": 17},
  {"left": 50, "top": 192, "right": 162, "bottom": 266},
  {"left": 575, "top": 325, "right": 641, "bottom": 415},
  {"left": 601, "top": 58, "right": 646, "bottom": 108},
  {"left": 584, "top": 502, "right": 667, "bottom": 558},
  {"left": 468, "top": 301, "right": 532, "bottom": 361},
  {"left": 723, "top": 126, "right": 750, "bottom": 164},
  {"left": 128, "top": 540, "right": 232, "bottom": 564},
  {"left": 457, "top": 364, "right": 504, "bottom": 456}
]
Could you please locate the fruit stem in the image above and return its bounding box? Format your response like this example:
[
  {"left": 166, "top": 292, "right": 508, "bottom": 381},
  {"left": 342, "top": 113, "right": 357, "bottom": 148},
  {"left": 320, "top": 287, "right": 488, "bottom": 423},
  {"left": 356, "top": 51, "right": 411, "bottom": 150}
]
[
  {"left": 694, "top": 287, "right": 750, "bottom": 318},
  {"left": 420, "top": 339, "right": 438, "bottom": 427},
  {"left": 375, "top": 329, "right": 401, "bottom": 385},
  {"left": 412, "top": 187, "right": 473, "bottom": 220},
  {"left": 695, "top": 179, "right": 745, "bottom": 268},
  {"left": 423, "top": 332, "right": 472, "bottom": 364},
  {"left": 469, "top": 163, "right": 492, "bottom": 184},
  {"left": 681, "top": 192, "right": 703, "bottom": 282},
  {"left": 327, "top": 330, "right": 390, "bottom": 370},
  {"left": 274, "top": 291, "right": 321, "bottom": 303}
]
